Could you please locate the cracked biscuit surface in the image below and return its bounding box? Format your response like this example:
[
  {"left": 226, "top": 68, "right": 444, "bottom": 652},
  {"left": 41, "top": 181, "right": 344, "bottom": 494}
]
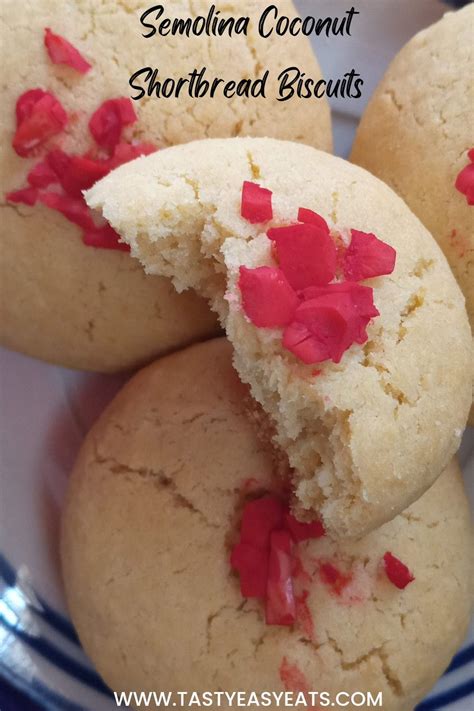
[
  {"left": 351, "top": 5, "right": 473, "bottom": 325},
  {"left": 350, "top": 6, "right": 473, "bottom": 420},
  {"left": 0, "top": 0, "right": 331, "bottom": 372},
  {"left": 86, "top": 137, "right": 472, "bottom": 538},
  {"left": 61, "top": 339, "right": 473, "bottom": 711}
]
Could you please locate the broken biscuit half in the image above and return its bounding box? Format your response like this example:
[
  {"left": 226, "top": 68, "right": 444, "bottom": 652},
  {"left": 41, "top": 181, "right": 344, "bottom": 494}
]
[{"left": 86, "top": 137, "right": 472, "bottom": 539}]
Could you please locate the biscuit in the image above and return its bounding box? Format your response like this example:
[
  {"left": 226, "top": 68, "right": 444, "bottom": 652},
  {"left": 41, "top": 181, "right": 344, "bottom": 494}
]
[
  {"left": 86, "top": 137, "right": 472, "bottom": 538},
  {"left": 0, "top": 0, "right": 331, "bottom": 372},
  {"left": 350, "top": 6, "right": 473, "bottom": 420},
  {"left": 61, "top": 339, "right": 473, "bottom": 711}
]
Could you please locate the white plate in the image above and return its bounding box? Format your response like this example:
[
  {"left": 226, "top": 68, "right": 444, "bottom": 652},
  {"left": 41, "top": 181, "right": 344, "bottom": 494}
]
[{"left": 1, "top": 2, "right": 473, "bottom": 709}]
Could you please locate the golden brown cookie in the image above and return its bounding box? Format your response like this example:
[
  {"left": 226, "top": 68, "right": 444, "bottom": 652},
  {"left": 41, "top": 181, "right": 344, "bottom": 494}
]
[
  {"left": 0, "top": 0, "right": 331, "bottom": 372},
  {"left": 351, "top": 5, "right": 473, "bottom": 326},
  {"left": 62, "top": 339, "right": 473, "bottom": 711},
  {"left": 350, "top": 6, "right": 474, "bottom": 422},
  {"left": 86, "top": 137, "right": 472, "bottom": 538}
]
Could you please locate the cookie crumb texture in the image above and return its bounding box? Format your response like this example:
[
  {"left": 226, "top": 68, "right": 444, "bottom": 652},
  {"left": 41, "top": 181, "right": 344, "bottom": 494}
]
[
  {"left": 351, "top": 5, "right": 474, "bottom": 332},
  {"left": 87, "top": 137, "right": 472, "bottom": 537},
  {"left": 0, "top": 0, "right": 330, "bottom": 372},
  {"left": 61, "top": 339, "right": 473, "bottom": 711}
]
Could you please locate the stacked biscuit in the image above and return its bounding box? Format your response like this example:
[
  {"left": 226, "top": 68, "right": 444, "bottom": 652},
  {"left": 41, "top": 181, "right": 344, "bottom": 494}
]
[
  {"left": 63, "top": 339, "right": 471, "bottom": 710},
  {"left": 1, "top": 0, "right": 330, "bottom": 372},
  {"left": 77, "top": 132, "right": 473, "bottom": 708},
  {"left": 1, "top": 3, "right": 472, "bottom": 710},
  {"left": 350, "top": 4, "right": 474, "bottom": 427}
]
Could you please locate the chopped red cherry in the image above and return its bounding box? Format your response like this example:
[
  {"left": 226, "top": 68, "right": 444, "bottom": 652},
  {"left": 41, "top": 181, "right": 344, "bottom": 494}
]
[
  {"left": 284, "top": 512, "right": 325, "bottom": 542},
  {"left": 297, "top": 206, "right": 329, "bottom": 233},
  {"left": 13, "top": 90, "right": 68, "bottom": 157},
  {"left": 241, "top": 181, "right": 273, "bottom": 224},
  {"left": 266, "top": 530, "right": 296, "bottom": 626},
  {"left": 89, "top": 98, "right": 137, "bottom": 153},
  {"left": 38, "top": 192, "right": 96, "bottom": 230},
  {"left": 6, "top": 187, "right": 39, "bottom": 206},
  {"left": 268, "top": 223, "right": 337, "bottom": 290},
  {"left": 47, "top": 149, "right": 110, "bottom": 197},
  {"left": 455, "top": 161, "right": 474, "bottom": 206},
  {"left": 82, "top": 224, "right": 130, "bottom": 252},
  {"left": 106, "top": 141, "right": 157, "bottom": 169},
  {"left": 283, "top": 302, "right": 348, "bottom": 364},
  {"left": 234, "top": 185, "right": 392, "bottom": 366},
  {"left": 343, "top": 229, "right": 396, "bottom": 281},
  {"left": 301, "top": 282, "right": 379, "bottom": 344},
  {"left": 44, "top": 28, "right": 91, "bottom": 74},
  {"left": 27, "top": 160, "right": 58, "bottom": 188},
  {"left": 279, "top": 657, "right": 311, "bottom": 694},
  {"left": 240, "top": 495, "right": 284, "bottom": 549},
  {"left": 238, "top": 266, "right": 299, "bottom": 328},
  {"left": 383, "top": 552, "right": 414, "bottom": 590},
  {"left": 300, "top": 281, "right": 378, "bottom": 315},
  {"left": 230, "top": 543, "right": 269, "bottom": 598},
  {"left": 16, "top": 90, "right": 43, "bottom": 124}
]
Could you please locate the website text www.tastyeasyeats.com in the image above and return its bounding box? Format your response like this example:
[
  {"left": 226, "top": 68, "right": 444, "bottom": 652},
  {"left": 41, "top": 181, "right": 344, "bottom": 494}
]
[
  {"left": 113, "top": 689, "right": 384, "bottom": 708},
  {"left": 128, "top": 4, "right": 364, "bottom": 102}
]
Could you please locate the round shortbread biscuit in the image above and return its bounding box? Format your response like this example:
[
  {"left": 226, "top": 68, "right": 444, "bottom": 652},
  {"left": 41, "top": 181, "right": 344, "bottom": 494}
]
[
  {"left": 61, "top": 339, "right": 473, "bottom": 711},
  {"left": 86, "top": 137, "right": 472, "bottom": 538},
  {"left": 351, "top": 5, "right": 473, "bottom": 328},
  {"left": 0, "top": 0, "right": 331, "bottom": 372},
  {"left": 350, "top": 6, "right": 474, "bottom": 422}
]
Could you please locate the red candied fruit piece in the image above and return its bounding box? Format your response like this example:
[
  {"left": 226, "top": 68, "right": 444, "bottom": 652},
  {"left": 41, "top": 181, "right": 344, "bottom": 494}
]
[
  {"left": 13, "top": 91, "right": 68, "bottom": 157},
  {"left": 383, "top": 552, "right": 414, "bottom": 590},
  {"left": 320, "top": 562, "right": 352, "bottom": 596},
  {"left": 230, "top": 543, "right": 269, "bottom": 598},
  {"left": 297, "top": 206, "right": 329, "bottom": 234},
  {"left": 284, "top": 511, "right": 325, "bottom": 542},
  {"left": 46, "top": 148, "right": 69, "bottom": 177},
  {"left": 66, "top": 154, "right": 110, "bottom": 195},
  {"left": 106, "top": 141, "right": 157, "bottom": 169},
  {"left": 283, "top": 302, "right": 348, "bottom": 364},
  {"left": 279, "top": 657, "right": 310, "bottom": 694},
  {"left": 343, "top": 229, "right": 396, "bottom": 282},
  {"left": 266, "top": 529, "right": 296, "bottom": 626},
  {"left": 38, "top": 191, "right": 96, "bottom": 230},
  {"left": 238, "top": 266, "right": 299, "bottom": 328},
  {"left": 301, "top": 281, "right": 378, "bottom": 317},
  {"left": 455, "top": 162, "right": 474, "bottom": 206},
  {"left": 27, "top": 160, "right": 58, "bottom": 188},
  {"left": 301, "top": 282, "right": 379, "bottom": 348},
  {"left": 16, "top": 89, "right": 49, "bottom": 125},
  {"left": 295, "top": 589, "right": 314, "bottom": 641},
  {"left": 268, "top": 223, "right": 336, "bottom": 290},
  {"left": 89, "top": 98, "right": 137, "bottom": 153},
  {"left": 241, "top": 181, "right": 273, "bottom": 224},
  {"left": 240, "top": 495, "right": 284, "bottom": 548},
  {"left": 38, "top": 191, "right": 130, "bottom": 252},
  {"left": 321, "top": 294, "right": 365, "bottom": 352},
  {"left": 468, "top": 148, "right": 474, "bottom": 162},
  {"left": 47, "top": 149, "right": 110, "bottom": 197},
  {"left": 44, "top": 28, "right": 92, "bottom": 74},
  {"left": 6, "top": 187, "right": 38, "bottom": 206},
  {"left": 313, "top": 292, "right": 373, "bottom": 354},
  {"left": 83, "top": 224, "right": 130, "bottom": 252}
]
